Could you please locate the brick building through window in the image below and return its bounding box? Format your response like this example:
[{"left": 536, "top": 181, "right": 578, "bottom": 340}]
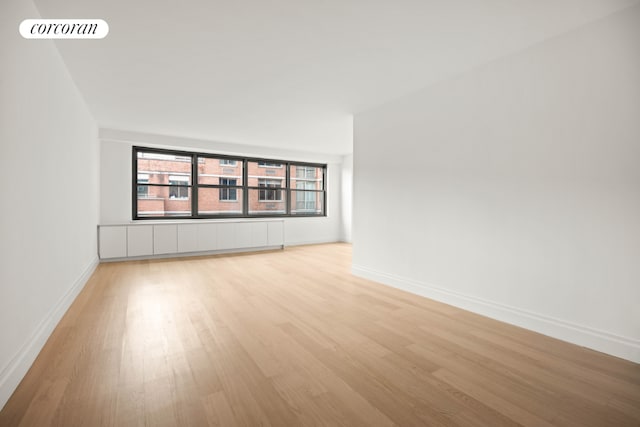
[{"left": 134, "top": 148, "right": 324, "bottom": 218}]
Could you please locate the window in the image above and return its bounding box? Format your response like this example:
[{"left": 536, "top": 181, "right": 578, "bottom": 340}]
[
  {"left": 258, "top": 161, "right": 283, "bottom": 168},
  {"left": 197, "top": 156, "right": 243, "bottom": 216},
  {"left": 134, "top": 150, "right": 192, "bottom": 217},
  {"left": 169, "top": 175, "right": 189, "bottom": 199},
  {"left": 296, "top": 166, "right": 315, "bottom": 179},
  {"left": 292, "top": 181, "right": 318, "bottom": 212},
  {"left": 137, "top": 174, "right": 149, "bottom": 198},
  {"left": 258, "top": 179, "right": 282, "bottom": 201},
  {"left": 133, "top": 147, "right": 326, "bottom": 219},
  {"left": 290, "top": 165, "right": 324, "bottom": 215},
  {"left": 219, "top": 178, "right": 237, "bottom": 201},
  {"left": 295, "top": 181, "right": 316, "bottom": 210}
]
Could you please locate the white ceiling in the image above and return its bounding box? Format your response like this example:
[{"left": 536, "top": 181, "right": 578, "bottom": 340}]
[{"left": 34, "top": 0, "right": 638, "bottom": 155}]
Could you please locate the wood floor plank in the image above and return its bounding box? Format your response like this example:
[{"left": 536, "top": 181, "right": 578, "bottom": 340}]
[
  {"left": 1, "top": 243, "right": 638, "bottom": 426},
  {"left": 201, "top": 391, "right": 238, "bottom": 427}
]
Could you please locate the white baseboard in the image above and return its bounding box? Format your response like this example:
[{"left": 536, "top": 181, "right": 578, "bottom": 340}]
[
  {"left": 0, "top": 257, "right": 99, "bottom": 410},
  {"left": 284, "top": 237, "right": 342, "bottom": 247},
  {"left": 352, "top": 264, "right": 640, "bottom": 364}
]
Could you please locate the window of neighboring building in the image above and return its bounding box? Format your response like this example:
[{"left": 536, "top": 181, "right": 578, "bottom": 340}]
[
  {"left": 290, "top": 165, "right": 324, "bottom": 215},
  {"left": 219, "top": 178, "right": 238, "bottom": 201},
  {"left": 296, "top": 166, "right": 315, "bottom": 179},
  {"left": 294, "top": 181, "right": 317, "bottom": 211},
  {"left": 296, "top": 193, "right": 316, "bottom": 211},
  {"left": 258, "top": 179, "right": 282, "bottom": 201},
  {"left": 137, "top": 174, "right": 149, "bottom": 198},
  {"left": 258, "top": 161, "right": 283, "bottom": 168},
  {"left": 169, "top": 175, "right": 190, "bottom": 199},
  {"left": 133, "top": 147, "right": 325, "bottom": 219}
]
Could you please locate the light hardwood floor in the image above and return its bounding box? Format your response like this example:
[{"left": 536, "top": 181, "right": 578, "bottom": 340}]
[{"left": 1, "top": 243, "right": 638, "bottom": 426}]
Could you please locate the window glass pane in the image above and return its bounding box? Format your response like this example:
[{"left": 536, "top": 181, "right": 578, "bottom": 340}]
[
  {"left": 137, "top": 151, "right": 192, "bottom": 185},
  {"left": 136, "top": 186, "right": 191, "bottom": 217},
  {"left": 290, "top": 190, "right": 323, "bottom": 215},
  {"left": 198, "top": 188, "right": 243, "bottom": 215},
  {"left": 197, "top": 157, "right": 243, "bottom": 185},
  {"left": 247, "top": 160, "right": 286, "bottom": 186},
  {"left": 248, "top": 188, "right": 286, "bottom": 215},
  {"left": 290, "top": 165, "right": 323, "bottom": 190}
]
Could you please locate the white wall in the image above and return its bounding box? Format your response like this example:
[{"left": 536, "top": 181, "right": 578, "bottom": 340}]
[
  {"left": 353, "top": 5, "right": 640, "bottom": 362},
  {"left": 100, "top": 129, "right": 343, "bottom": 245},
  {"left": 0, "top": 0, "right": 100, "bottom": 409},
  {"left": 341, "top": 153, "right": 353, "bottom": 242}
]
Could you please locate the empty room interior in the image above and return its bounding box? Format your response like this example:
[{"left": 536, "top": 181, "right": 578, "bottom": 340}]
[{"left": 2, "top": 0, "right": 640, "bottom": 425}]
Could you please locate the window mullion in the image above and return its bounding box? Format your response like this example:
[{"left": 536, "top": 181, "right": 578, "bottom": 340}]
[
  {"left": 192, "top": 154, "right": 198, "bottom": 218},
  {"left": 286, "top": 163, "right": 291, "bottom": 215},
  {"left": 243, "top": 159, "right": 248, "bottom": 216}
]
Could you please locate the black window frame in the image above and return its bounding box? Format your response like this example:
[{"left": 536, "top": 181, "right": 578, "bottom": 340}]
[{"left": 132, "top": 146, "right": 327, "bottom": 220}]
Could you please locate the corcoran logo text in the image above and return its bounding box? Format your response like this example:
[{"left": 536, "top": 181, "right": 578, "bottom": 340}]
[{"left": 19, "top": 19, "right": 109, "bottom": 39}]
